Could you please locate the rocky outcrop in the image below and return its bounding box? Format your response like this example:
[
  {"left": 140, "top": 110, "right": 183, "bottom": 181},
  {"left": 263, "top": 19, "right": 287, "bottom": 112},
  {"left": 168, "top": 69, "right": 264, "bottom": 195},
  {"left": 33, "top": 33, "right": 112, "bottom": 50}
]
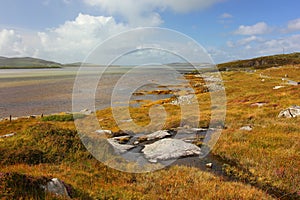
[
  {"left": 278, "top": 105, "right": 300, "bottom": 118},
  {"left": 142, "top": 138, "right": 201, "bottom": 163}
]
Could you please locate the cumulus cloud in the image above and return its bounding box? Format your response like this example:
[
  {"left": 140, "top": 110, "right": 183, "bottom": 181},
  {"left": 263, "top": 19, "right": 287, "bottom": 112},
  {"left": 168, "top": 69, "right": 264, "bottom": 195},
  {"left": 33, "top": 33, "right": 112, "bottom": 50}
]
[
  {"left": 0, "top": 14, "right": 130, "bottom": 63},
  {"left": 234, "top": 22, "right": 272, "bottom": 35},
  {"left": 36, "top": 13, "right": 129, "bottom": 62},
  {"left": 287, "top": 18, "right": 300, "bottom": 32},
  {"left": 0, "top": 29, "right": 25, "bottom": 56},
  {"left": 83, "top": 0, "right": 223, "bottom": 26},
  {"left": 257, "top": 34, "right": 300, "bottom": 55}
]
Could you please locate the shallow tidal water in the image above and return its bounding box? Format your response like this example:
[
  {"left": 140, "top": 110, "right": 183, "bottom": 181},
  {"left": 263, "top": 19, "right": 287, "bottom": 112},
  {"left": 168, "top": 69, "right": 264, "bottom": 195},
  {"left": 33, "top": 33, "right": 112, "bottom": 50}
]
[{"left": 0, "top": 66, "right": 189, "bottom": 118}]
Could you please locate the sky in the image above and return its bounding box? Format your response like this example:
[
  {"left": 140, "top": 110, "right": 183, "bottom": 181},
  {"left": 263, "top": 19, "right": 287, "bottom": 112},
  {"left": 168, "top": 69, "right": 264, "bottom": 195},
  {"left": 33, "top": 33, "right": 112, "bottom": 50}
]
[{"left": 0, "top": 0, "right": 300, "bottom": 64}]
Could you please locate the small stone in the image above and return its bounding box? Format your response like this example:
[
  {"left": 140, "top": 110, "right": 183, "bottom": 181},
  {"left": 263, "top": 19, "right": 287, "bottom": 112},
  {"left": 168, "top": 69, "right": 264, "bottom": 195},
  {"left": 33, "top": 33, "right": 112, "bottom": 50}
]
[
  {"left": 79, "top": 108, "right": 93, "bottom": 115},
  {"left": 0, "top": 133, "right": 15, "bottom": 138},
  {"left": 95, "top": 129, "right": 112, "bottom": 136},
  {"left": 240, "top": 126, "right": 252, "bottom": 131},
  {"left": 273, "top": 86, "right": 285, "bottom": 90},
  {"left": 205, "top": 163, "right": 213, "bottom": 168},
  {"left": 251, "top": 102, "right": 266, "bottom": 107}
]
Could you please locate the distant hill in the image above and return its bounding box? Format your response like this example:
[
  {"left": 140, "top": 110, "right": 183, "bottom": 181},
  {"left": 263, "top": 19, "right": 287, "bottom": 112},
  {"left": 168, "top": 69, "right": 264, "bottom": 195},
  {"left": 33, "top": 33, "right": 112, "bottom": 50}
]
[
  {"left": 0, "top": 57, "right": 62, "bottom": 69},
  {"left": 217, "top": 52, "right": 300, "bottom": 71}
]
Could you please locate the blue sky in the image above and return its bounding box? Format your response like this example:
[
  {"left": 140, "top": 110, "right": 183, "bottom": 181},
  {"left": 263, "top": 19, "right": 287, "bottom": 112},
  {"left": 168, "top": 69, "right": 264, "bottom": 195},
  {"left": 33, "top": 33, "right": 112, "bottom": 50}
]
[{"left": 0, "top": 0, "right": 300, "bottom": 64}]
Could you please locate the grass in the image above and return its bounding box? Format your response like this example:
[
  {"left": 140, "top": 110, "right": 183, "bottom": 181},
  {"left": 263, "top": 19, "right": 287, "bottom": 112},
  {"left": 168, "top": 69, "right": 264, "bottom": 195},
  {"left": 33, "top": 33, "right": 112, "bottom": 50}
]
[
  {"left": 41, "top": 113, "right": 86, "bottom": 122},
  {"left": 0, "top": 122, "right": 273, "bottom": 199},
  {"left": 217, "top": 52, "right": 300, "bottom": 71},
  {"left": 0, "top": 62, "right": 299, "bottom": 199},
  {"left": 212, "top": 65, "right": 300, "bottom": 198}
]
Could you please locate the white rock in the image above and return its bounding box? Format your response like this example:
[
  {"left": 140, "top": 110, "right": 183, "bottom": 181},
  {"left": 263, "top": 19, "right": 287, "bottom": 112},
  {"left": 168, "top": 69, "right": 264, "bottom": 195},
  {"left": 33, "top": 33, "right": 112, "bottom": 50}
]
[
  {"left": 79, "top": 108, "right": 93, "bottom": 115},
  {"left": 141, "top": 130, "right": 171, "bottom": 141},
  {"left": 0, "top": 133, "right": 15, "bottom": 138},
  {"left": 120, "top": 119, "right": 133, "bottom": 123},
  {"left": 95, "top": 129, "right": 112, "bottom": 135},
  {"left": 142, "top": 138, "right": 201, "bottom": 163},
  {"left": 205, "top": 163, "right": 213, "bottom": 168},
  {"left": 273, "top": 86, "right": 285, "bottom": 90},
  {"left": 107, "top": 138, "right": 135, "bottom": 153},
  {"left": 278, "top": 105, "right": 300, "bottom": 118},
  {"left": 46, "top": 178, "right": 69, "bottom": 198},
  {"left": 171, "top": 94, "right": 195, "bottom": 105},
  {"left": 240, "top": 126, "right": 252, "bottom": 131},
  {"left": 251, "top": 102, "right": 266, "bottom": 107},
  {"left": 287, "top": 80, "right": 299, "bottom": 86}
]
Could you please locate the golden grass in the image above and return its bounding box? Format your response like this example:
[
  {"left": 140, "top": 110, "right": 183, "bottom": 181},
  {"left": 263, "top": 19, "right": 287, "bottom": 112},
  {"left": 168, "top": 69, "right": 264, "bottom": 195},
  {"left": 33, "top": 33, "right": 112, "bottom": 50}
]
[{"left": 0, "top": 64, "right": 299, "bottom": 199}]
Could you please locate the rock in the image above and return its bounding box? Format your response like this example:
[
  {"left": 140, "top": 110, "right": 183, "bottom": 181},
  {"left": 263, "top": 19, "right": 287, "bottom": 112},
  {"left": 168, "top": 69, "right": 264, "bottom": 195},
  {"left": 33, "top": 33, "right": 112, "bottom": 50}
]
[
  {"left": 45, "top": 178, "right": 70, "bottom": 198},
  {"left": 0, "top": 133, "right": 15, "bottom": 138},
  {"left": 287, "top": 80, "right": 300, "bottom": 86},
  {"left": 176, "top": 127, "right": 207, "bottom": 135},
  {"left": 273, "top": 86, "right": 285, "bottom": 90},
  {"left": 171, "top": 94, "right": 195, "bottom": 105},
  {"left": 205, "top": 163, "right": 213, "bottom": 168},
  {"left": 107, "top": 138, "right": 135, "bottom": 153},
  {"left": 142, "top": 138, "right": 201, "bottom": 163},
  {"left": 111, "top": 135, "right": 131, "bottom": 144},
  {"left": 251, "top": 102, "right": 266, "bottom": 107},
  {"left": 133, "top": 141, "right": 139, "bottom": 145},
  {"left": 240, "top": 126, "right": 252, "bottom": 131},
  {"left": 79, "top": 108, "right": 93, "bottom": 115},
  {"left": 138, "top": 130, "right": 171, "bottom": 142},
  {"left": 278, "top": 105, "right": 300, "bottom": 118},
  {"left": 120, "top": 119, "right": 133, "bottom": 123},
  {"left": 95, "top": 129, "right": 112, "bottom": 136}
]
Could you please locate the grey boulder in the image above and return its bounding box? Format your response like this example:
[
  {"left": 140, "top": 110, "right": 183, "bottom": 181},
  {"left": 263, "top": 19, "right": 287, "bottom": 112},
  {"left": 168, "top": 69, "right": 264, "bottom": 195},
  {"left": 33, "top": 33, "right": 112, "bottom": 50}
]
[
  {"left": 278, "top": 105, "right": 300, "bottom": 118},
  {"left": 142, "top": 138, "right": 201, "bottom": 163}
]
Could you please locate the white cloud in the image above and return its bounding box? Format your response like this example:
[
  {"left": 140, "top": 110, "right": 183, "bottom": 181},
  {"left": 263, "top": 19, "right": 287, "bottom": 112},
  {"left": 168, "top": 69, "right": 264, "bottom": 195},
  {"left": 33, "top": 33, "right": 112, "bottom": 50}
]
[
  {"left": 220, "top": 13, "right": 232, "bottom": 19},
  {"left": 0, "top": 14, "right": 130, "bottom": 63},
  {"left": 237, "top": 36, "right": 263, "bottom": 45},
  {"left": 0, "top": 29, "right": 25, "bottom": 56},
  {"left": 257, "top": 34, "right": 300, "bottom": 55},
  {"left": 83, "top": 0, "right": 223, "bottom": 26},
  {"left": 220, "top": 34, "right": 300, "bottom": 63},
  {"left": 36, "top": 13, "right": 129, "bottom": 62},
  {"left": 287, "top": 18, "right": 300, "bottom": 32},
  {"left": 234, "top": 22, "right": 271, "bottom": 35},
  {"left": 226, "top": 36, "right": 263, "bottom": 48}
]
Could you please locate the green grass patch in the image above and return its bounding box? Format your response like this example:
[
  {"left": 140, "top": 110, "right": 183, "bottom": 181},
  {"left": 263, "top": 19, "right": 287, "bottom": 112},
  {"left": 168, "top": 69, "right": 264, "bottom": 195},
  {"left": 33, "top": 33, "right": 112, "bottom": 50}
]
[{"left": 41, "top": 114, "right": 86, "bottom": 122}]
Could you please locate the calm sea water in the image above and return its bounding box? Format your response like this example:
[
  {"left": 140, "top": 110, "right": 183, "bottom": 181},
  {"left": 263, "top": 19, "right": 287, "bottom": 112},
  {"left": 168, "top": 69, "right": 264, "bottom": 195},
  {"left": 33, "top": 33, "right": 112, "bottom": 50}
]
[{"left": 0, "top": 66, "right": 192, "bottom": 118}]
